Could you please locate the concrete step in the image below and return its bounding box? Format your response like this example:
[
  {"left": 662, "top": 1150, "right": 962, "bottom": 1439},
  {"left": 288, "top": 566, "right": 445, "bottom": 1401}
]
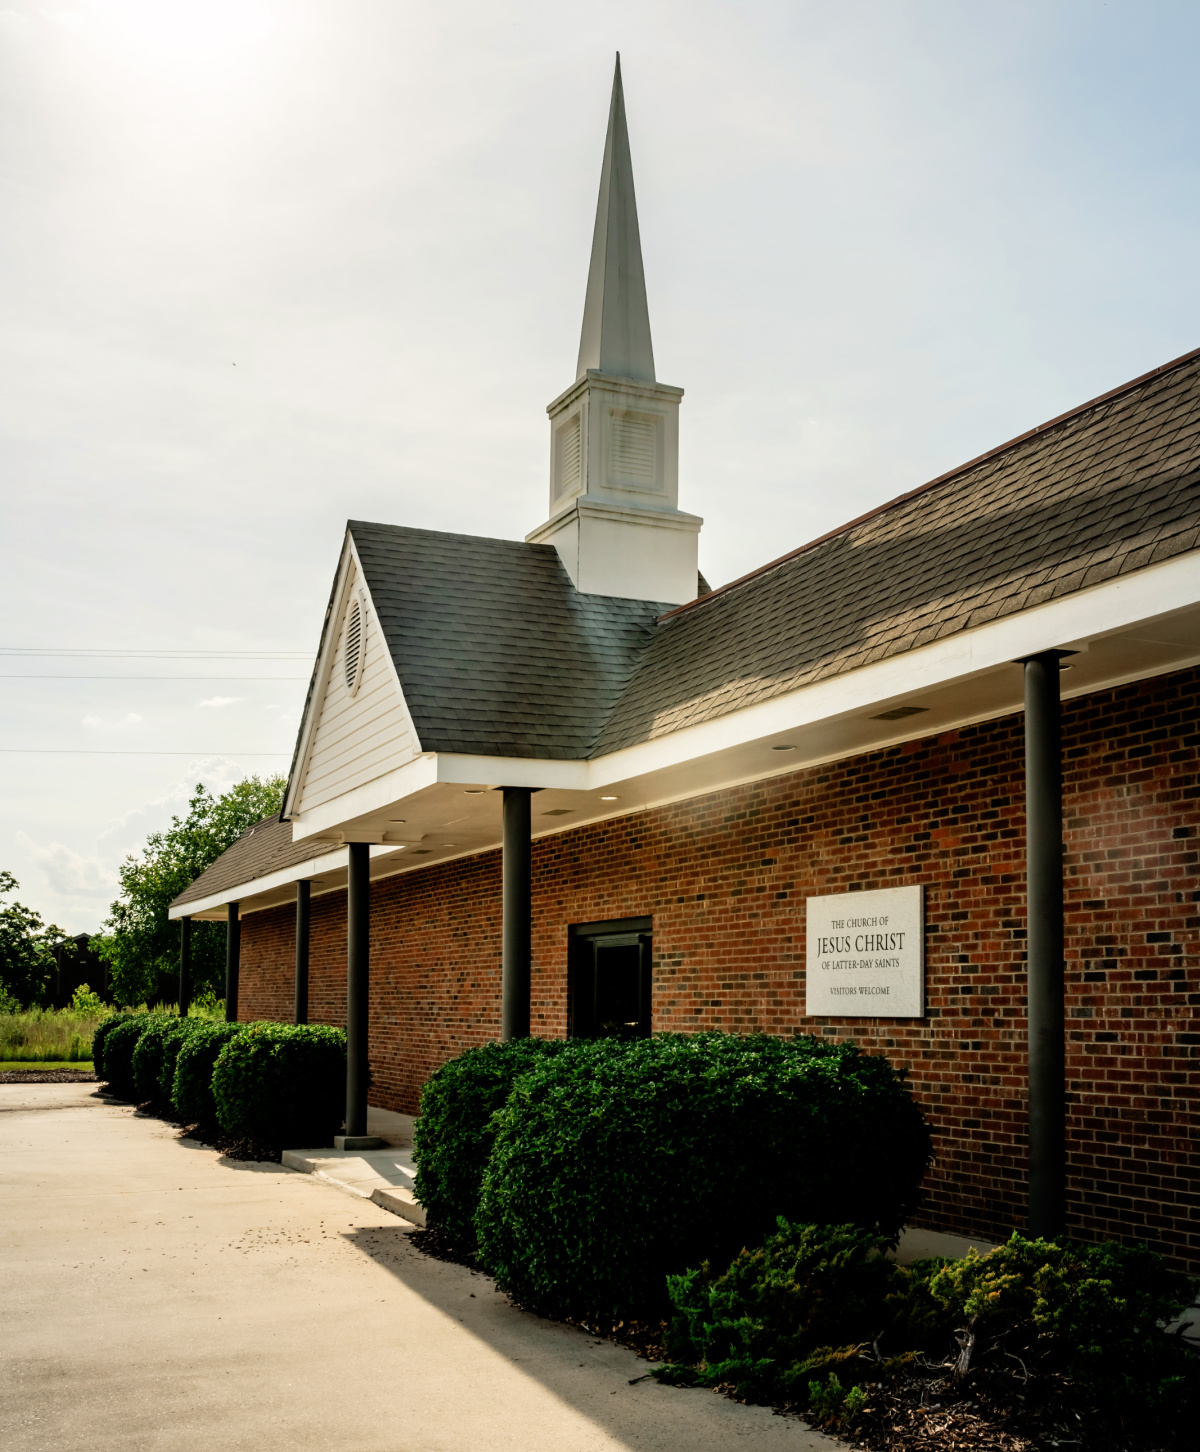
[{"left": 281, "top": 1144, "right": 423, "bottom": 1224}]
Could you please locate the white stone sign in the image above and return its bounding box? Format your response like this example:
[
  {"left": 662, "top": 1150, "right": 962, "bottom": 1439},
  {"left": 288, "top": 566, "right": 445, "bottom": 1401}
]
[{"left": 805, "top": 885, "right": 924, "bottom": 1018}]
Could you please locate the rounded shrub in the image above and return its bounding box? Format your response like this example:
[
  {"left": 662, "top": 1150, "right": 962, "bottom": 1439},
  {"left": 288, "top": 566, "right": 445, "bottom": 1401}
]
[
  {"left": 172, "top": 1022, "right": 244, "bottom": 1126},
  {"left": 157, "top": 1019, "right": 203, "bottom": 1103},
  {"left": 91, "top": 1012, "right": 133, "bottom": 1081},
  {"left": 131, "top": 1018, "right": 201, "bottom": 1106},
  {"left": 211, "top": 1022, "right": 346, "bottom": 1149},
  {"left": 414, "top": 1036, "right": 578, "bottom": 1243},
  {"left": 475, "top": 1032, "right": 932, "bottom": 1321},
  {"left": 101, "top": 1014, "right": 161, "bottom": 1100}
]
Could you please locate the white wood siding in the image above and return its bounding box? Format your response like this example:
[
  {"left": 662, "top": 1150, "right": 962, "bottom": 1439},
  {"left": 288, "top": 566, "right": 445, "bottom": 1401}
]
[{"left": 297, "top": 571, "right": 419, "bottom": 813}]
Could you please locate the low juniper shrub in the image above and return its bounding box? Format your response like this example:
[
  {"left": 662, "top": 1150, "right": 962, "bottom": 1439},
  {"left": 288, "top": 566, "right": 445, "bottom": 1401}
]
[
  {"left": 211, "top": 1022, "right": 346, "bottom": 1150},
  {"left": 100, "top": 1014, "right": 162, "bottom": 1099},
  {"left": 474, "top": 1032, "right": 932, "bottom": 1321},
  {"left": 657, "top": 1219, "right": 1199, "bottom": 1443},
  {"left": 926, "top": 1233, "right": 1199, "bottom": 1434},
  {"left": 662, "top": 1220, "right": 930, "bottom": 1403},
  {"left": 413, "top": 1035, "right": 577, "bottom": 1245},
  {"left": 172, "top": 1022, "right": 245, "bottom": 1126}
]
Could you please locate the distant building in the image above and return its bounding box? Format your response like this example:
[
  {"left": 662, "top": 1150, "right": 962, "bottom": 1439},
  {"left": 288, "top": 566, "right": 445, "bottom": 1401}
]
[
  {"left": 51, "top": 933, "right": 110, "bottom": 1008},
  {"left": 172, "top": 60, "right": 1200, "bottom": 1269}
]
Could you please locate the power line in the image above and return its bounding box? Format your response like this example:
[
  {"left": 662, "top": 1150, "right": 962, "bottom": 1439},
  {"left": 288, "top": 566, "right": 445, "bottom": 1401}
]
[
  {"left": 0, "top": 675, "right": 307, "bottom": 681},
  {"left": 0, "top": 649, "right": 312, "bottom": 660},
  {"left": 0, "top": 749, "right": 291, "bottom": 756}
]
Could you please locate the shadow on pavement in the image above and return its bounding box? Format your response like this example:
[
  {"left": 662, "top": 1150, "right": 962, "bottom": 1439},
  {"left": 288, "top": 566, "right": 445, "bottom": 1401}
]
[{"left": 339, "top": 1217, "right": 832, "bottom": 1451}]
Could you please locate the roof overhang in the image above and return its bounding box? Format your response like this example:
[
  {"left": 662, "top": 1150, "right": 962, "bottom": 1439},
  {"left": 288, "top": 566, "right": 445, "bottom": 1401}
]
[{"left": 176, "top": 549, "right": 1200, "bottom": 919}]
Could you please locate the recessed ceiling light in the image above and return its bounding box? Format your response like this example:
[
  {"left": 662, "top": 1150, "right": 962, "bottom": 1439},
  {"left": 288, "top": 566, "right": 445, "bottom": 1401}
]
[
  {"left": 600, "top": 795, "right": 619, "bottom": 801},
  {"left": 772, "top": 744, "right": 797, "bottom": 752},
  {"left": 463, "top": 788, "right": 485, "bottom": 794},
  {"left": 443, "top": 842, "right": 457, "bottom": 847},
  {"left": 388, "top": 818, "right": 406, "bottom": 824}
]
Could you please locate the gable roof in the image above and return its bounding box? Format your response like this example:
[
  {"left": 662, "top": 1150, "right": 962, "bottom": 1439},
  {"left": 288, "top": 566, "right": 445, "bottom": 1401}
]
[
  {"left": 347, "top": 522, "right": 669, "bottom": 760},
  {"left": 592, "top": 346, "right": 1200, "bottom": 754}
]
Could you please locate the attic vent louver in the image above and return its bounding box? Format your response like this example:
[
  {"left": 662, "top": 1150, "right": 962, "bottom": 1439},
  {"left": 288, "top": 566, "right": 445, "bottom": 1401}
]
[
  {"left": 343, "top": 597, "right": 365, "bottom": 696},
  {"left": 609, "top": 411, "right": 657, "bottom": 488}
]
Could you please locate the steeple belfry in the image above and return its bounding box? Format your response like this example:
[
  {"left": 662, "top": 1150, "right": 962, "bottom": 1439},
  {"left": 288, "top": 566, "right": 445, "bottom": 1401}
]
[
  {"left": 527, "top": 54, "right": 701, "bottom": 606},
  {"left": 576, "top": 55, "right": 655, "bottom": 384}
]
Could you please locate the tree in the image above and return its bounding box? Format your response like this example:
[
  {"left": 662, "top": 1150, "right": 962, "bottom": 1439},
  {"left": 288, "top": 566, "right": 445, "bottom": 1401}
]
[
  {"left": 0, "top": 871, "right": 71, "bottom": 1008},
  {"left": 96, "top": 776, "right": 285, "bottom": 1007}
]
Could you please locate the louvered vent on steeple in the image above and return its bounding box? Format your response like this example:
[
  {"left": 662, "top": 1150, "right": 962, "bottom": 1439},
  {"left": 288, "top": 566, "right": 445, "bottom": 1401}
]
[
  {"left": 554, "top": 412, "right": 582, "bottom": 500},
  {"left": 343, "top": 597, "right": 365, "bottom": 696}
]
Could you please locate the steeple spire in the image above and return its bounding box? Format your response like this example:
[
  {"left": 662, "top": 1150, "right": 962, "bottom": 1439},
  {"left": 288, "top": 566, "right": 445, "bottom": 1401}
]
[
  {"left": 576, "top": 54, "right": 655, "bottom": 383},
  {"left": 528, "top": 54, "right": 700, "bottom": 605}
]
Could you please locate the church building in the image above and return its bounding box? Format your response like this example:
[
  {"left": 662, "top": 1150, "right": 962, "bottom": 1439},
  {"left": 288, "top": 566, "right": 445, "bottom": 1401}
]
[{"left": 172, "top": 59, "right": 1200, "bottom": 1271}]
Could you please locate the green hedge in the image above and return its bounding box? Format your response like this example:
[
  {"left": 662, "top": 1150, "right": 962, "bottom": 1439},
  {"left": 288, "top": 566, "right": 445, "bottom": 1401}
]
[
  {"left": 131, "top": 1018, "right": 199, "bottom": 1104},
  {"left": 157, "top": 1020, "right": 202, "bottom": 1104},
  {"left": 211, "top": 1022, "right": 346, "bottom": 1148},
  {"left": 475, "top": 1032, "right": 932, "bottom": 1321},
  {"left": 413, "top": 1037, "right": 575, "bottom": 1243},
  {"left": 172, "top": 1022, "right": 244, "bottom": 1125},
  {"left": 101, "top": 1014, "right": 163, "bottom": 1099},
  {"left": 661, "top": 1220, "right": 1200, "bottom": 1440},
  {"left": 91, "top": 1012, "right": 134, "bottom": 1081}
]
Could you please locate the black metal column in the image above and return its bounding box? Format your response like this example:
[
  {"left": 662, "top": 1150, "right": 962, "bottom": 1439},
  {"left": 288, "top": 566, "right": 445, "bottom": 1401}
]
[
  {"left": 294, "top": 879, "right": 311, "bottom": 1026},
  {"left": 1024, "top": 651, "right": 1066, "bottom": 1239},
  {"left": 346, "top": 842, "right": 370, "bottom": 1137},
  {"left": 501, "top": 787, "right": 532, "bottom": 1040},
  {"left": 225, "top": 902, "right": 240, "bottom": 1023},
  {"left": 178, "top": 916, "right": 192, "bottom": 1018}
]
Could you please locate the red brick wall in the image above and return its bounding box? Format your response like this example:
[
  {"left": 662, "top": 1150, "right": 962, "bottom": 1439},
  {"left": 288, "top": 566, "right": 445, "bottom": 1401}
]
[{"left": 235, "top": 667, "right": 1199, "bottom": 1269}]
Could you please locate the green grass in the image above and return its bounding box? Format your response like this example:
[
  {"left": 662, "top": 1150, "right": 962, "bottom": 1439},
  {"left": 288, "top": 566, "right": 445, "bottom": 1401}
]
[
  {"left": 0, "top": 1007, "right": 104, "bottom": 1062},
  {"left": 0, "top": 1060, "right": 94, "bottom": 1073}
]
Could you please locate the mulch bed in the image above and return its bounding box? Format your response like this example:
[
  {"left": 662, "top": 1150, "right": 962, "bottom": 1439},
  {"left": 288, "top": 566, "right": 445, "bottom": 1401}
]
[{"left": 0, "top": 1069, "right": 98, "bottom": 1083}]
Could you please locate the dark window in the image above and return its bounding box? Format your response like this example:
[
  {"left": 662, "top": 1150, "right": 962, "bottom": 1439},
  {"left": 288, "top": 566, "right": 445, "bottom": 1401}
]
[{"left": 568, "top": 917, "right": 652, "bottom": 1040}]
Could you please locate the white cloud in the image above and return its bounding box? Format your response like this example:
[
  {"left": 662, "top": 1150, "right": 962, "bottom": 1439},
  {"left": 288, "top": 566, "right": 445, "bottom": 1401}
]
[
  {"left": 81, "top": 712, "right": 144, "bottom": 730},
  {"left": 197, "top": 695, "right": 242, "bottom": 708},
  {"left": 14, "top": 831, "right": 117, "bottom": 899}
]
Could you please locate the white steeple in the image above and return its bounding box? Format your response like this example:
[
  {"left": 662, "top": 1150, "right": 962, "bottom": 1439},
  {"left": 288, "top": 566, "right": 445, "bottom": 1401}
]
[
  {"left": 527, "top": 54, "right": 701, "bottom": 606},
  {"left": 576, "top": 54, "right": 655, "bottom": 384}
]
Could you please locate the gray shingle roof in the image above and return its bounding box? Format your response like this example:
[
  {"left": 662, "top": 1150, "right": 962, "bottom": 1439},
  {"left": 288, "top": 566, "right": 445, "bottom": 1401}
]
[
  {"left": 172, "top": 817, "right": 340, "bottom": 910},
  {"left": 592, "top": 348, "right": 1200, "bottom": 753},
  {"left": 351, "top": 523, "right": 669, "bottom": 759}
]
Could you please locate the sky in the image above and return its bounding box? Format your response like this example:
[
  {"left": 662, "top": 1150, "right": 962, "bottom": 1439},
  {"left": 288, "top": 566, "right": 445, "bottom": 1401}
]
[{"left": 3, "top": 0, "right": 1200, "bottom": 936}]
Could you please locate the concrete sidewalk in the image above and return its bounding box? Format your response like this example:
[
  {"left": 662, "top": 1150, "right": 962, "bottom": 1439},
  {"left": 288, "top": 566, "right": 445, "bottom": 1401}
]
[{"left": 0, "top": 1081, "right": 840, "bottom": 1452}]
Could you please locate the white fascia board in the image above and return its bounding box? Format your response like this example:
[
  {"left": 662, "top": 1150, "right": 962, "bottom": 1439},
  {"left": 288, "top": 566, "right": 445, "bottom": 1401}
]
[
  {"left": 282, "top": 537, "right": 354, "bottom": 820},
  {"left": 291, "top": 751, "right": 441, "bottom": 841},
  {"left": 585, "top": 548, "right": 1200, "bottom": 788},
  {"left": 434, "top": 754, "right": 589, "bottom": 790},
  {"left": 168, "top": 848, "right": 349, "bottom": 920}
]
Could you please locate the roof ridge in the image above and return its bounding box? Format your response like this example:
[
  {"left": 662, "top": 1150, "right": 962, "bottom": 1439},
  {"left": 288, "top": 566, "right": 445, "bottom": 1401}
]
[
  {"left": 348, "top": 519, "right": 544, "bottom": 552},
  {"left": 659, "top": 341, "right": 1200, "bottom": 623}
]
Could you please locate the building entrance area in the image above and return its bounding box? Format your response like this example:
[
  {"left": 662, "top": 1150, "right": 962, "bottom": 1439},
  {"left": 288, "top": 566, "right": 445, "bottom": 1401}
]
[{"left": 568, "top": 917, "right": 652, "bottom": 1039}]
